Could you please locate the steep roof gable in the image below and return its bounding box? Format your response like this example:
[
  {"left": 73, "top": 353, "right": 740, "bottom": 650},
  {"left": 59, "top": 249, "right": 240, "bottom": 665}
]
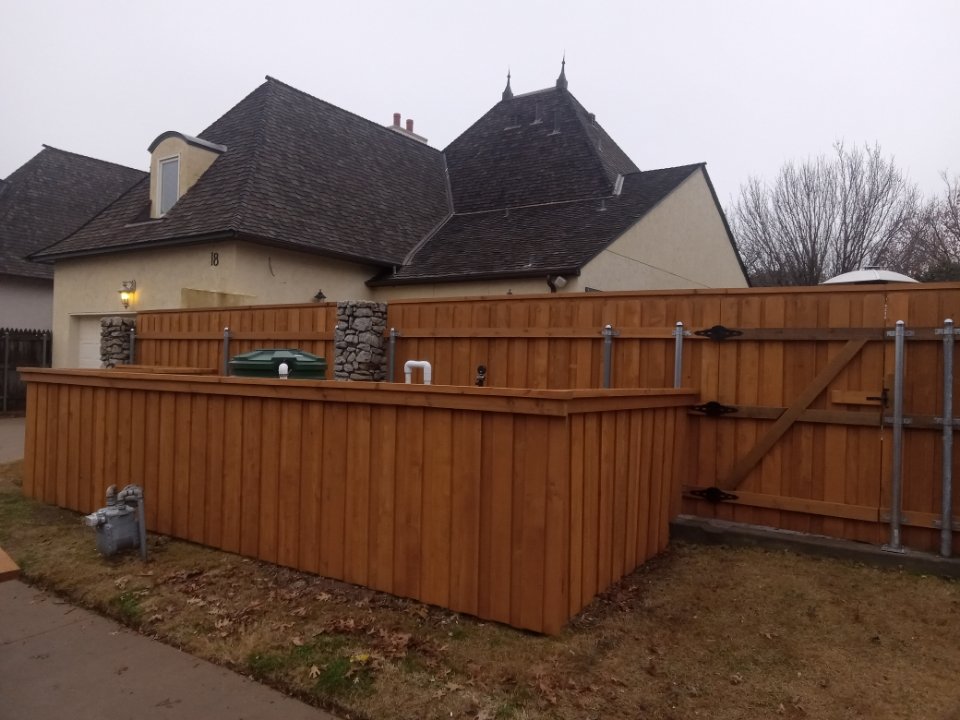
[
  {"left": 0, "top": 147, "right": 144, "bottom": 279},
  {"left": 37, "top": 78, "right": 451, "bottom": 265},
  {"left": 443, "top": 85, "right": 639, "bottom": 214}
]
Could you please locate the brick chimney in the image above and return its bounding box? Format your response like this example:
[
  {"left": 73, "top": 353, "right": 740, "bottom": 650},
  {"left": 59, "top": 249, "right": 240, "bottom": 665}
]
[{"left": 386, "top": 113, "right": 428, "bottom": 144}]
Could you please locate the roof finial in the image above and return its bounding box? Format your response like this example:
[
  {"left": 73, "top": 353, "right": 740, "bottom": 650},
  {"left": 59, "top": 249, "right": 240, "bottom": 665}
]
[
  {"left": 556, "top": 54, "right": 567, "bottom": 90},
  {"left": 502, "top": 68, "right": 513, "bottom": 101}
]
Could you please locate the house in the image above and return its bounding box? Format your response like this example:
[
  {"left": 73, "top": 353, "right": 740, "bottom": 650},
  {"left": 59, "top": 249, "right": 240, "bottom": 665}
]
[
  {"left": 0, "top": 146, "right": 144, "bottom": 330},
  {"left": 34, "top": 63, "right": 748, "bottom": 367}
]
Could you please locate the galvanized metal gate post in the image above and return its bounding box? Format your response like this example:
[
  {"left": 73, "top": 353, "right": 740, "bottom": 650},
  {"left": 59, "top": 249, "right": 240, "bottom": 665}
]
[
  {"left": 128, "top": 327, "right": 137, "bottom": 365},
  {"left": 938, "top": 318, "right": 956, "bottom": 558},
  {"left": 388, "top": 328, "right": 399, "bottom": 383},
  {"left": 883, "top": 320, "right": 907, "bottom": 554},
  {"left": 673, "top": 321, "right": 685, "bottom": 389},
  {"left": 222, "top": 327, "right": 232, "bottom": 376},
  {"left": 601, "top": 324, "right": 617, "bottom": 388}
]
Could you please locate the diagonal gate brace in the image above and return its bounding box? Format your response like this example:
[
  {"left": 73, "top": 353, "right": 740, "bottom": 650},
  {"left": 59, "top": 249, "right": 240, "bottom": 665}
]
[{"left": 718, "top": 337, "right": 869, "bottom": 490}]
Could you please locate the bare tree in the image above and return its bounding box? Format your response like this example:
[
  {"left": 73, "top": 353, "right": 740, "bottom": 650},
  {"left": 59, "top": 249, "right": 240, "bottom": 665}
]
[
  {"left": 912, "top": 173, "right": 960, "bottom": 280},
  {"left": 730, "top": 143, "right": 921, "bottom": 285}
]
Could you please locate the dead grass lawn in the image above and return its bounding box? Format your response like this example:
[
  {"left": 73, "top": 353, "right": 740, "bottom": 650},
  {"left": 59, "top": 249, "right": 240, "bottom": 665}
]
[{"left": 2, "top": 461, "right": 959, "bottom": 719}]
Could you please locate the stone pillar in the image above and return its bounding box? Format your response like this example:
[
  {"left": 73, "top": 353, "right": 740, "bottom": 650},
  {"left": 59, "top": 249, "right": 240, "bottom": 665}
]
[
  {"left": 334, "top": 301, "right": 387, "bottom": 381},
  {"left": 100, "top": 316, "right": 135, "bottom": 368}
]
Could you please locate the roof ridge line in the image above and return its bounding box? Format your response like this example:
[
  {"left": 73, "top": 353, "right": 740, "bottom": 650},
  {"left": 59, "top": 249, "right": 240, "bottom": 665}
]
[
  {"left": 402, "top": 154, "right": 455, "bottom": 266},
  {"left": 39, "top": 145, "right": 145, "bottom": 175},
  {"left": 263, "top": 75, "right": 442, "bottom": 154},
  {"left": 229, "top": 81, "right": 276, "bottom": 232},
  {"left": 564, "top": 92, "right": 628, "bottom": 190}
]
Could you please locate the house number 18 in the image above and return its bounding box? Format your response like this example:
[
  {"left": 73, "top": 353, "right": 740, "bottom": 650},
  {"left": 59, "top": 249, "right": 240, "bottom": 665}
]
[{"left": 210, "top": 252, "right": 219, "bottom": 266}]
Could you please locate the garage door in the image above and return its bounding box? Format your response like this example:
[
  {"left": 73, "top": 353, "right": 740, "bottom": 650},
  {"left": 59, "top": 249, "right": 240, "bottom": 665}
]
[{"left": 75, "top": 316, "right": 102, "bottom": 368}]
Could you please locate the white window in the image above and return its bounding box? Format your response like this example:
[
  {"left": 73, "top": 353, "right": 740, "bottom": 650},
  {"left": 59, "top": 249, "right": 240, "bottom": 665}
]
[{"left": 158, "top": 156, "right": 179, "bottom": 215}]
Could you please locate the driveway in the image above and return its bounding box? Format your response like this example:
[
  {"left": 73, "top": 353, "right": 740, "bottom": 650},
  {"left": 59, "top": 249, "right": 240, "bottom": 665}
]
[
  {"left": 0, "top": 416, "right": 25, "bottom": 463},
  {"left": 0, "top": 580, "right": 336, "bottom": 719}
]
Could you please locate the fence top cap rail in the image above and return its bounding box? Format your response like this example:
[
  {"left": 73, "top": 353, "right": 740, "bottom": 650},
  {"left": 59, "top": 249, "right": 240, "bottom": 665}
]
[
  {"left": 18, "top": 367, "right": 698, "bottom": 416},
  {"left": 385, "top": 282, "right": 960, "bottom": 305}
]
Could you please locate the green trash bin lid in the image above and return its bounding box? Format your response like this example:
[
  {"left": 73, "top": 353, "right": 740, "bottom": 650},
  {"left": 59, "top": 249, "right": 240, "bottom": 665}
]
[{"left": 228, "top": 348, "right": 327, "bottom": 378}]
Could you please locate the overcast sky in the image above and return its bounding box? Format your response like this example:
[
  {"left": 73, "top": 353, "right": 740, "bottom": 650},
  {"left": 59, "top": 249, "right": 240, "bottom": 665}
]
[{"left": 2, "top": 0, "right": 957, "bottom": 207}]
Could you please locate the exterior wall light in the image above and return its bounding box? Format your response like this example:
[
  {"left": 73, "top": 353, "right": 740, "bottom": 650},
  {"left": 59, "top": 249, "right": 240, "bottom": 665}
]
[{"left": 119, "top": 280, "right": 137, "bottom": 309}]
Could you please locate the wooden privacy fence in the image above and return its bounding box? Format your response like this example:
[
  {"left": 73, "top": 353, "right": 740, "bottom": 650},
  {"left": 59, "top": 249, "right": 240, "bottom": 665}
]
[
  {"left": 134, "top": 303, "right": 338, "bottom": 371},
  {"left": 1, "top": 328, "right": 51, "bottom": 413},
  {"left": 124, "top": 284, "right": 960, "bottom": 554},
  {"left": 384, "top": 285, "right": 960, "bottom": 554},
  {"left": 21, "top": 368, "right": 694, "bottom": 634}
]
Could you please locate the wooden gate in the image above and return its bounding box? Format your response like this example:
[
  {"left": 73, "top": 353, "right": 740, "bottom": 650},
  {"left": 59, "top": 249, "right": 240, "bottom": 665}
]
[{"left": 680, "top": 287, "right": 960, "bottom": 554}]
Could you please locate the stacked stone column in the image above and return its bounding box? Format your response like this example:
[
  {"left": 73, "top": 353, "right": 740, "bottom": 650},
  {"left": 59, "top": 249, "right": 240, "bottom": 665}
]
[
  {"left": 334, "top": 301, "right": 387, "bottom": 381},
  {"left": 100, "top": 317, "right": 135, "bottom": 368}
]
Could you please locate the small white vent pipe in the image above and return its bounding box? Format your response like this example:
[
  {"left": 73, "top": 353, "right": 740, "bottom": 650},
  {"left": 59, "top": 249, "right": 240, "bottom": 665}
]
[{"left": 403, "top": 359, "right": 432, "bottom": 385}]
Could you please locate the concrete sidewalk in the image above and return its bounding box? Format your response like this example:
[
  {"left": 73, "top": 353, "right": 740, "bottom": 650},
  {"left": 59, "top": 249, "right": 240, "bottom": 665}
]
[
  {"left": 0, "top": 416, "right": 25, "bottom": 463},
  {"left": 0, "top": 580, "right": 336, "bottom": 719}
]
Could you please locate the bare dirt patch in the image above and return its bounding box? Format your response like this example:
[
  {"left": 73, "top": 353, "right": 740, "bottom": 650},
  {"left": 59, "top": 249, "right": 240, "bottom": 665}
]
[{"left": 2, "top": 463, "right": 959, "bottom": 719}]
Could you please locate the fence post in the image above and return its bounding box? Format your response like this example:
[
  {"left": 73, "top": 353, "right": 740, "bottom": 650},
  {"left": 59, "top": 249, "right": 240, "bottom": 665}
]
[
  {"left": 222, "top": 327, "right": 232, "bottom": 376},
  {"left": 129, "top": 327, "right": 137, "bottom": 365},
  {"left": 41, "top": 331, "right": 50, "bottom": 367},
  {"left": 388, "top": 328, "right": 399, "bottom": 383},
  {"left": 1, "top": 331, "right": 8, "bottom": 414},
  {"left": 883, "top": 320, "right": 907, "bottom": 554},
  {"left": 601, "top": 324, "right": 617, "bottom": 389},
  {"left": 673, "top": 321, "right": 685, "bottom": 389},
  {"left": 941, "top": 318, "right": 955, "bottom": 558}
]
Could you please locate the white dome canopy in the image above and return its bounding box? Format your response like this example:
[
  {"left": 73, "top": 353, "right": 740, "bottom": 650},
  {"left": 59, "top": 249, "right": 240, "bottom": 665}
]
[{"left": 821, "top": 268, "right": 919, "bottom": 285}]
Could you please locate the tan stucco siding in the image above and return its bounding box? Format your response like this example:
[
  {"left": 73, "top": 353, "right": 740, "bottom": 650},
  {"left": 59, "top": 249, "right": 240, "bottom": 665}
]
[
  {"left": 373, "top": 277, "right": 549, "bottom": 301},
  {"left": 148, "top": 137, "right": 221, "bottom": 218},
  {"left": 51, "top": 242, "right": 377, "bottom": 366},
  {"left": 0, "top": 275, "right": 53, "bottom": 330},
  {"left": 578, "top": 169, "right": 747, "bottom": 291}
]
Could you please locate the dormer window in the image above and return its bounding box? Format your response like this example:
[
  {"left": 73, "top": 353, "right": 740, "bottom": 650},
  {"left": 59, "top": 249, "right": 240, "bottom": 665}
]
[
  {"left": 147, "top": 131, "right": 226, "bottom": 219},
  {"left": 158, "top": 156, "right": 179, "bottom": 215}
]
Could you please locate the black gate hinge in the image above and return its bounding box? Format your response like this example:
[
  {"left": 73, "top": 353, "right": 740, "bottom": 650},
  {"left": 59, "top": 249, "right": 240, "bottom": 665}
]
[
  {"left": 686, "top": 486, "right": 739, "bottom": 504},
  {"left": 694, "top": 325, "right": 743, "bottom": 341},
  {"left": 691, "top": 401, "right": 738, "bottom": 416}
]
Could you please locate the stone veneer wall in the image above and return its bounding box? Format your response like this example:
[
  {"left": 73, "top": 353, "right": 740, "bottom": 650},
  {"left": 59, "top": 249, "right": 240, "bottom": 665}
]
[
  {"left": 100, "top": 317, "right": 135, "bottom": 368},
  {"left": 334, "top": 301, "right": 387, "bottom": 381}
]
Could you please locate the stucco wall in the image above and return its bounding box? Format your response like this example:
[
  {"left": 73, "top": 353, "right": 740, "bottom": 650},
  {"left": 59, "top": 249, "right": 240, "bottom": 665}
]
[
  {"left": 0, "top": 275, "right": 53, "bottom": 330},
  {"left": 148, "top": 137, "right": 221, "bottom": 218},
  {"left": 51, "top": 242, "right": 377, "bottom": 366},
  {"left": 578, "top": 168, "right": 747, "bottom": 291},
  {"left": 372, "top": 277, "right": 549, "bottom": 301}
]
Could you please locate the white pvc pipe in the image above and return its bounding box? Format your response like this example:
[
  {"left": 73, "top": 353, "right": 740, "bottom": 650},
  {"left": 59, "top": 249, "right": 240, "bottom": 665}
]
[{"left": 403, "top": 359, "right": 432, "bottom": 385}]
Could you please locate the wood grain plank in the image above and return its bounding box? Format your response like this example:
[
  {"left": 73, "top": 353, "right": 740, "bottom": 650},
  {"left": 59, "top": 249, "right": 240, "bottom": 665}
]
[
  {"left": 344, "top": 404, "right": 371, "bottom": 586},
  {"left": 220, "top": 397, "right": 243, "bottom": 553},
  {"left": 298, "top": 401, "right": 322, "bottom": 574},
  {"left": 278, "top": 400, "right": 303, "bottom": 570},
  {"left": 240, "top": 398, "right": 262, "bottom": 558}
]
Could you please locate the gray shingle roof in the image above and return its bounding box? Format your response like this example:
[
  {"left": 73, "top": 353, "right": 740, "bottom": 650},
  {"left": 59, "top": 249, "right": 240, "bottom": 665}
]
[
  {"left": 443, "top": 86, "right": 639, "bottom": 214},
  {"left": 0, "top": 147, "right": 144, "bottom": 279},
  {"left": 31, "top": 74, "right": 744, "bottom": 287},
  {"left": 372, "top": 165, "right": 702, "bottom": 284},
  {"left": 35, "top": 78, "right": 451, "bottom": 266}
]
